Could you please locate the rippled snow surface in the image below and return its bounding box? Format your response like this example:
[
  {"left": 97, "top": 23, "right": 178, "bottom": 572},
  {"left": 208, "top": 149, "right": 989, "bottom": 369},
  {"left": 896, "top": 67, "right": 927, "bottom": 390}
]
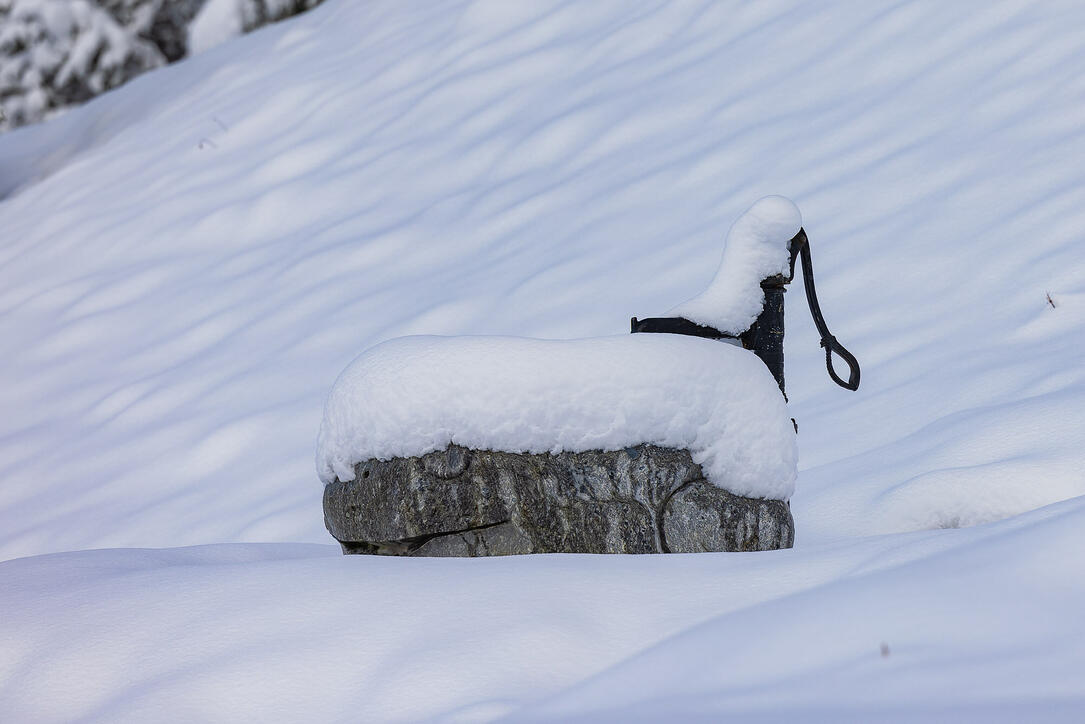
[{"left": 1, "top": 1, "right": 1084, "bottom": 721}]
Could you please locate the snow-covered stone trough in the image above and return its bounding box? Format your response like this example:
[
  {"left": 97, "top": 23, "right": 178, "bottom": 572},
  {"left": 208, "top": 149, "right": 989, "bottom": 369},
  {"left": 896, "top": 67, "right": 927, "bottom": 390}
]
[
  {"left": 318, "top": 196, "right": 857, "bottom": 555},
  {"left": 318, "top": 335, "right": 797, "bottom": 554}
]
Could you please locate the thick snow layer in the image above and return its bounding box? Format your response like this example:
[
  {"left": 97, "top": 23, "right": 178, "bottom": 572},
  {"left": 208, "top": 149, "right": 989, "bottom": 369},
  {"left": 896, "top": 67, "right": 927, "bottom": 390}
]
[
  {"left": 669, "top": 195, "right": 802, "bottom": 334},
  {"left": 317, "top": 334, "right": 797, "bottom": 499},
  {"left": 2, "top": 0, "right": 1085, "bottom": 720},
  {"left": 2, "top": 497, "right": 1084, "bottom": 722}
]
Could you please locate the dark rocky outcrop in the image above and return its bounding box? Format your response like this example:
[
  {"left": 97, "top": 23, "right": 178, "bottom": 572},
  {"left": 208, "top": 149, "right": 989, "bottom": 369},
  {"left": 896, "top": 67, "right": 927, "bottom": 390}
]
[{"left": 323, "top": 444, "right": 794, "bottom": 556}]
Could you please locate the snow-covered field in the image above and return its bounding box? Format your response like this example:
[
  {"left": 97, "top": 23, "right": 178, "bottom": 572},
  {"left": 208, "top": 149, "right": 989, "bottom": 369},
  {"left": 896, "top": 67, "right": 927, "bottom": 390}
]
[{"left": 1, "top": 0, "right": 1084, "bottom": 721}]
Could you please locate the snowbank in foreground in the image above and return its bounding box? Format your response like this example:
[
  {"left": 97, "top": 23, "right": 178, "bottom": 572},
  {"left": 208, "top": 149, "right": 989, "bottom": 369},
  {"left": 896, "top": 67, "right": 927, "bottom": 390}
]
[
  {"left": 2, "top": 494, "right": 1083, "bottom": 723},
  {"left": 1, "top": 0, "right": 1084, "bottom": 555},
  {"left": 317, "top": 334, "right": 797, "bottom": 499}
]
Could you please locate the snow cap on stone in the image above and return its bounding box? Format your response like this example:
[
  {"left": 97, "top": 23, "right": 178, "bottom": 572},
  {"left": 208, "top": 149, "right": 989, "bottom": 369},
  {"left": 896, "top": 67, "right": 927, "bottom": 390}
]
[
  {"left": 316, "top": 334, "right": 797, "bottom": 500},
  {"left": 669, "top": 195, "right": 802, "bottom": 335}
]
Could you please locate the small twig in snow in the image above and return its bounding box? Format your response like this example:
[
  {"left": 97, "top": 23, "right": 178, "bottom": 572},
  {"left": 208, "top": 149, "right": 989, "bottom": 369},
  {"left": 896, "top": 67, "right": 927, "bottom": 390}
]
[{"left": 1046, "top": 291, "right": 1056, "bottom": 309}]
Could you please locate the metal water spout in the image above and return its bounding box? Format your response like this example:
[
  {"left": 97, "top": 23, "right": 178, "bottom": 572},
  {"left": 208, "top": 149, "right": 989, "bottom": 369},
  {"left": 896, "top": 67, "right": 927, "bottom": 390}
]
[{"left": 631, "top": 227, "right": 860, "bottom": 398}]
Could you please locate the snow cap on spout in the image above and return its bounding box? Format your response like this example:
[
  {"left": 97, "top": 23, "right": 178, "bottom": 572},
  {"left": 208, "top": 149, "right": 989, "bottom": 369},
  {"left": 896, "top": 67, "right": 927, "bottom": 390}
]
[{"left": 669, "top": 195, "right": 802, "bottom": 335}]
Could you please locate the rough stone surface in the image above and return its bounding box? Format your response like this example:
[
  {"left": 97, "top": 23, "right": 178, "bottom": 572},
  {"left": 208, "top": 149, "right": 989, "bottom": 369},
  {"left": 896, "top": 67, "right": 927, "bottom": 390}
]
[{"left": 323, "top": 444, "right": 794, "bottom": 556}]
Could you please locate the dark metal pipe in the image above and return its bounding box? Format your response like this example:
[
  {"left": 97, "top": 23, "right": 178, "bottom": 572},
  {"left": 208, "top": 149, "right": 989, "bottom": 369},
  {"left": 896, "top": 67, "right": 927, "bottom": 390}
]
[{"left": 631, "top": 227, "right": 859, "bottom": 397}]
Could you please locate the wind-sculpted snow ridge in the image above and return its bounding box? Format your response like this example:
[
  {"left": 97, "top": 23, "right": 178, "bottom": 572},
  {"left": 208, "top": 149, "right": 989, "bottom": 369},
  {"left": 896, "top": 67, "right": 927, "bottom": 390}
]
[{"left": 317, "top": 334, "right": 797, "bottom": 499}]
